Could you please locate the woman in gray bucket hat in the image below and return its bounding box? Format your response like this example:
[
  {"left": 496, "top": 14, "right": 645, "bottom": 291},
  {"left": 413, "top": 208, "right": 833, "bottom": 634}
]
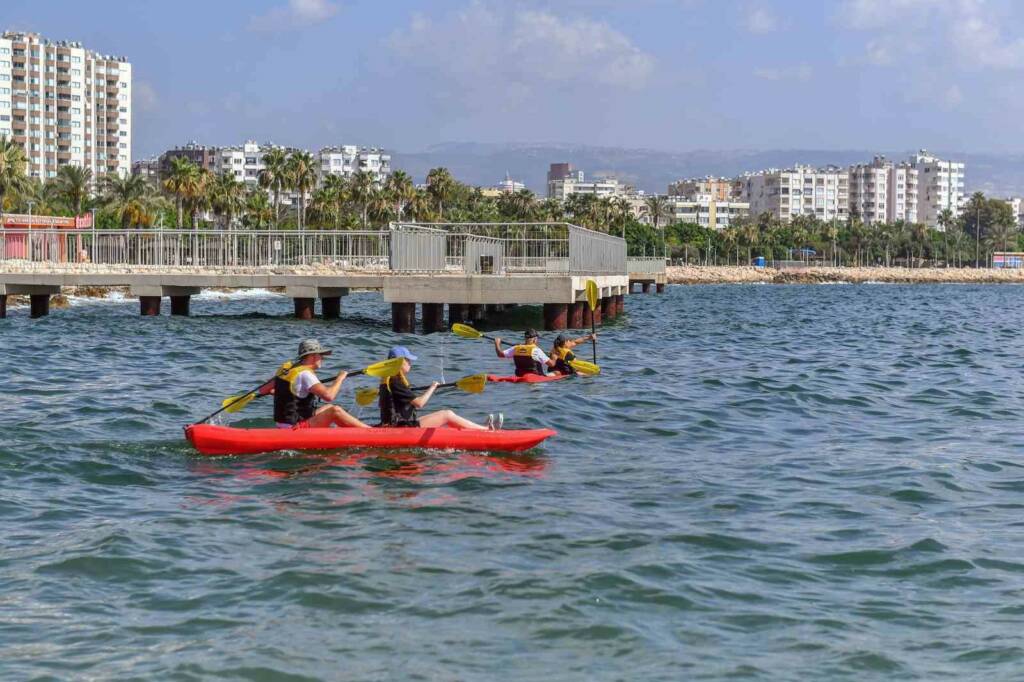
[{"left": 260, "top": 339, "right": 370, "bottom": 430}]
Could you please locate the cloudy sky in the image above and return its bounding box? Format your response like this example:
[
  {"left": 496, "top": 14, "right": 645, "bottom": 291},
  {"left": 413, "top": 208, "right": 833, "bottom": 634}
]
[{"left": 4, "top": 0, "right": 1021, "bottom": 157}]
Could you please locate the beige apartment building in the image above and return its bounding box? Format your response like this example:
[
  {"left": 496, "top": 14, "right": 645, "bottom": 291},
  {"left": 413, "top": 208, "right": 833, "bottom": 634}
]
[
  {"left": 667, "top": 176, "right": 736, "bottom": 202},
  {"left": 0, "top": 31, "right": 132, "bottom": 181},
  {"left": 848, "top": 156, "right": 918, "bottom": 225},
  {"left": 740, "top": 165, "right": 849, "bottom": 222}
]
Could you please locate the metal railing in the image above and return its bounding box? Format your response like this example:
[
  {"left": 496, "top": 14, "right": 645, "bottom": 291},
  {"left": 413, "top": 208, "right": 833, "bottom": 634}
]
[
  {"left": 0, "top": 224, "right": 628, "bottom": 276},
  {"left": 627, "top": 256, "right": 668, "bottom": 274},
  {"left": 0, "top": 228, "right": 391, "bottom": 269},
  {"left": 393, "top": 222, "right": 625, "bottom": 275}
]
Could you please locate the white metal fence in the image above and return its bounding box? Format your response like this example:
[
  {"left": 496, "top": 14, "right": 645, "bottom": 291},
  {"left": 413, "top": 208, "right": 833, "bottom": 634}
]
[
  {"left": 0, "top": 224, "right": 630, "bottom": 276},
  {"left": 627, "top": 257, "right": 668, "bottom": 274}
]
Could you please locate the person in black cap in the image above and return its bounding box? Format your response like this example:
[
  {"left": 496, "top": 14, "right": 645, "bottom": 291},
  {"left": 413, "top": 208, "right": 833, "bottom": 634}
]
[
  {"left": 493, "top": 328, "right": 556, "bottom": 377},
  {"left": 261, "top": 339, "right": 370, "bottom": 430},
  {"left": 380, "top": 346, "right": 495, "bottom": 430},
  {"left": 550, "top": 332, "right": 596, "bottom": 375}
]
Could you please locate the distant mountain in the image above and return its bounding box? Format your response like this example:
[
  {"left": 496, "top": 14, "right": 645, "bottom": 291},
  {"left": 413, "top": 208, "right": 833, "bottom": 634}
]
[{"left": 392, "top": 142, "right": 1024, "bottom": 197}]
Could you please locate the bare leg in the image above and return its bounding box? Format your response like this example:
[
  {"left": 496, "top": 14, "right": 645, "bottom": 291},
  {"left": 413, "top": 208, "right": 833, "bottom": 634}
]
[
  {"left": 307, "top": 404, "right": 370, "bottom": 428},
  {"left": 418, "top": 409, "right": 489, "bottom": 431}
]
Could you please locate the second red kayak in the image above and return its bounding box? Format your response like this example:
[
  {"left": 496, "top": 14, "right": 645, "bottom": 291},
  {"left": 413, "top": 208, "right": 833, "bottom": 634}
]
[
  {"left": 185, "top": 424, "right": 557, "bottom": 456},
  {"left": 487, "top": 373, "right": 571, "bottom": 384}
]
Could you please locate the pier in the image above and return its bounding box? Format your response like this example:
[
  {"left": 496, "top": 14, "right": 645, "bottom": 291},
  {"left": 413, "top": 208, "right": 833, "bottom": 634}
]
[{"left": 0, "top": 223, "right": 665, "bottom": 331}]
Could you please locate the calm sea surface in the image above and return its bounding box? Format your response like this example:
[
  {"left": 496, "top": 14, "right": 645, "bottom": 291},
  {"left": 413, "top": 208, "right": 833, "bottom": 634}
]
[{"left": 3, "top": 284, "right": 1024, "bottom": 680}]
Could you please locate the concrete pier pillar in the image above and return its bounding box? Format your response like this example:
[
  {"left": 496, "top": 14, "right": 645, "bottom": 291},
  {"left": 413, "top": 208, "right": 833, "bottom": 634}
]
[
  {"left": 543, "top": 303, "right": 568, "bottom": 331},
  {"left": 392, "top": 302, "right": 416, "bottom": 333},
  {"left": 422, "top": 303, "right": 445, "bottom": 334},
  {"left": 468, "top": 304, "right": 485, "bottom": 322},
  {"left": 293, "top": 297, "right": 315, "bottom": 320},
  {"left": 642, "top": 282, "right": 651, "bottom": 294},
  {"left": 487, "top": 304, "right": 505, "bottom": 315},
  {"left": 170, "top": 295, "right": 190, "bottom": 316},
  {"left": 31, "top": 294, "right": 52, "bottom": 318},
  {"left": 602, "top": 296, "right": 616, "bottom": 320},
  {"left": 569, "top": 301, "right": 586, "bottom": 329},
  {"left": 656, "top": 283, "right": 665, "bottom": 294},
  {"left": 448, "top": 303, "right": 468, "bottom": 327},
  {"left": 139, "top": 296, "right": 161, "bottom": 317},
  {"left": 321, "top": 296, "right": 341, "bottom": 320},
  {"left": 584, "top": 302, "right": 601, "bottom": 327},
  {"left": 615, "top": 294, "right": 625, "bottom": 315},
  {"left": 0, "top": 295, "right": 6, "bottom": 319}
]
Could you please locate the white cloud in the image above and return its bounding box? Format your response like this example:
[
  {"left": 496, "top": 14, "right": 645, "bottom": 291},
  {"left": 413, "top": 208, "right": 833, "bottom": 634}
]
[
  {"left": 753, "top": 64, "right": 813, "bottom": 81},
  {"left": 387, "top": 1, "right": 655, "bottom": 98},
  {"left": 249, "top": 0, "right": 339, "bottom": 31},
  {"left": 744, "top": 5, "right": 779, "bottom": 34}
]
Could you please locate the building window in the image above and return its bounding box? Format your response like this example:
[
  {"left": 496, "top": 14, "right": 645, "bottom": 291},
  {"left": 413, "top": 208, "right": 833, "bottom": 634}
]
[{"left": 72, "top": 56, "right": 81, "bottom": 63}]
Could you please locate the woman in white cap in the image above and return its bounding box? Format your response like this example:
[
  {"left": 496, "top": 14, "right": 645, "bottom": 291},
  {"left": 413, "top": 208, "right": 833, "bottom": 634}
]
[
  {"left": 266, "top": 339, "right": 370, "bottom": 429},
  {"left": 379, "top": 346, "right": 497, "bottom": 430}
]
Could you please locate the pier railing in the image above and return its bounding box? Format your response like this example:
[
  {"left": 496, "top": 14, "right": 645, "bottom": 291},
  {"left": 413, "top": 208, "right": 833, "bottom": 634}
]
[
  {"left": 393, "top": 222, "right": 625, "bottom": 275},
  {"left": 0, "top": 228, "right": 392, "bottom": 269},
  {"left": 0, "top": 224, "right": 628, "bottom": 276},
  {"left": 627, "top": 257, "right": 668, "bottom": 275}
]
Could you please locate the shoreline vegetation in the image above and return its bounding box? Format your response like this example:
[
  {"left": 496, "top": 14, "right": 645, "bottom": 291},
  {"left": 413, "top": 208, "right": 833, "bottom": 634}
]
[{"left": 667, "top": 265, "right": 1024, "bottom": 284}]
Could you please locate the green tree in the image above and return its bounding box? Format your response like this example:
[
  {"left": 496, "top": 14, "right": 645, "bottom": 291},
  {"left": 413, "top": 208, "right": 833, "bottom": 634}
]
[
  {"left": 209, "top": 171, "right": 245, "bottom": 229},
  {"left": 242, "top": 189, "right": 273, "bottom": 229},
  {"left": 102, "top": 173, "right": 163, "bottom": 228},
  {"left": 346, "top": 169, "right": 377, "bottom": 229},
  {"left": 384, "top": 170, "right": 416, "bottom": 223},
  {"left": 0, "top": 135, "right": 29, "bottom": 212},
  {"left": 257, "top": 148, "right": 289, "bottom": 228},
  {"left": 285, "top": 151, "right": 317, "bottom": 230},
  {"left": 52, "top": 165, "right": 93, "bottom": 216},
  {"left": 426, "top": 167, "right": 455, "bottom": 219},
  {"left": 162, "top": 156, "right": 201, "bottom": 229}
]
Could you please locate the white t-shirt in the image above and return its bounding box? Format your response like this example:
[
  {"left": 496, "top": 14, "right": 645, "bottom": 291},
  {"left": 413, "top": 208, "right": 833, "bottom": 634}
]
[
  {"left": 501, "top": 346, "right": 550, "bottom": 364},
  {"left": 290, "top": 369, "right": 321, "bottom": 398}
]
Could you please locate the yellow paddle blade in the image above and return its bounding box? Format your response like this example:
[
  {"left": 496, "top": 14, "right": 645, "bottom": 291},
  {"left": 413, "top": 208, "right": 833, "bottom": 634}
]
[
  {"left": 451, "top": 323, "right": 483, "bottom": 339},
  {"left": 363, "top": 357, "right": 405, "bottom": 379},
  {"left": 570, "top": 358, "right": 601, "bottom": 376},
  {"left": 454, "top": 373, "right": 488, "bottom": 394},
  {"left": 585, "top": 280, "right": 599, "bottom": 311},
  {"left": 355, "top": 386, "right": 379, "bottom": 407},
  {"left": 221, "top": 391, "right": 257, "bottom": 413}
]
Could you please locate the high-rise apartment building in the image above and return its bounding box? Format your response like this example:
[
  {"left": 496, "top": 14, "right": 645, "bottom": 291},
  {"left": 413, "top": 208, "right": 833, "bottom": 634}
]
[
  {"left": 0, "top": 31, "right": 131, "bottom": 181},
  {"left": 909, "top": 150, "right": 965, "bottom": 228},
  {"left": 317, "top": 145, "right": 391, "bottom": 184},
  {"left": 847, "top": 156, "right": 918, "bottom": 224},
  {"left": 667, "top": 177, "right": 736, "bottom": 201},
  {"left": 546, "top": 163, "right": 625, "bottom": 200},
  {"left": 740, "top": 165, "right": 848, "bottom": 222}
]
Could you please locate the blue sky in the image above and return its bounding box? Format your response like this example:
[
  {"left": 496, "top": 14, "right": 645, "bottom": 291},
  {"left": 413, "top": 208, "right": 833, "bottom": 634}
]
[{"left": 4, "top": 0, "right": 1021, "bottom": 157}]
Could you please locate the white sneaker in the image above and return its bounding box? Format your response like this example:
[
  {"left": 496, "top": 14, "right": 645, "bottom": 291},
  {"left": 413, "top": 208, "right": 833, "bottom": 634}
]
[
  {"left": 485, "top": 414, "right": 494, "bottom": 430},
  {"left": 496, "top": 413, "right": 504, "bottom": 430}
]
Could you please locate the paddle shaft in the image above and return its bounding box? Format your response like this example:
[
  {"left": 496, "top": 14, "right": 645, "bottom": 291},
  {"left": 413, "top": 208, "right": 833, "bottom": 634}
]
[
  {"left": 196, "top": 364, "right": 369, "bottom": 424},
  {"left": 590, "top": 313, "right": 597, "bottom": 364}
]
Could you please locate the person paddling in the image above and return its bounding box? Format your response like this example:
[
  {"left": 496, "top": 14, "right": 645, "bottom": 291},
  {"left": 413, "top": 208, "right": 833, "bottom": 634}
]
[
  {"left": 550, "top": 332, "right": 596, "bottom": 375},
  {"left": 261, "top": 339, "right": 370, "bottom": 430},
  {"left": 379, "top": 346, "right": 497, "bottom": 430},
  {"left": 493, "top": 328, "right": 556, "bottom": 377}
]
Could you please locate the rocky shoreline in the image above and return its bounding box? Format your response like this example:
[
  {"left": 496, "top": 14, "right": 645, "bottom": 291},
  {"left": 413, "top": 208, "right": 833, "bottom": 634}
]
[{"left": 666, "top": 266, "right": 1024, "bottom": 285}]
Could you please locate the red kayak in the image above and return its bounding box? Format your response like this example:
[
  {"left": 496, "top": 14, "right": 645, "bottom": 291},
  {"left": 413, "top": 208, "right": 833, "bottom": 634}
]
[
  {"left": 487, "top": 373, "right": 571, "bottom": 384},
  {"left": 185, "top": 424, "right": 557, "bottom": 456}
]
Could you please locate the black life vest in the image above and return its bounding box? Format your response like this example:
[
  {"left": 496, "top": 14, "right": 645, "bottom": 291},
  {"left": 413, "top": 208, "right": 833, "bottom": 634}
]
[
  {"left": 273, "top": 363, "right": 318, "bottom": 425},
  {"left": 552, "top": 346, "right": 576, "bottom": 375},
  {"left": 512, "top": 343, "right": 545, "bottom": 377},
  {"left": 378, "top": 375, "right": 420, "bottom": 427}
]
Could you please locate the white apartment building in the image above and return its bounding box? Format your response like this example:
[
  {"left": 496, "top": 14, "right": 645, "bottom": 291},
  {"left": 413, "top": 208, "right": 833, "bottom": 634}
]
[
  {"left": 317, "top": 145, "right": 391, "bottom": 184},
  {"left": 740, "top": 165, "right": 848, "bottom": 222},
  {"left": 548, "top": 175, "right": 623, "bottom": 201},
  {"left": 666, "top": 196, "right": 750, "bottom": 230},
  {"left": 0, "top": 31, "right": 132, "bottom": 181},
  {"left": 909, "top": 150, "right": 965, "bottom": 228},
  {"left": 848, "top": 156, "right": 918, "bottom": 224},
  {"left": 215, "top": 140, "right": 297, "bottom": 205}
]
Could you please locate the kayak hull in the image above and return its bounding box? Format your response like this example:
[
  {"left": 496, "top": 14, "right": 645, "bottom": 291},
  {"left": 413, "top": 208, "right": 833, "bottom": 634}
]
[
  {"left": 185, "top": 424, "right": 557, "bottom": 456},
  {"left": 487, "top": 373, "right": 571, "bottom": 384}
]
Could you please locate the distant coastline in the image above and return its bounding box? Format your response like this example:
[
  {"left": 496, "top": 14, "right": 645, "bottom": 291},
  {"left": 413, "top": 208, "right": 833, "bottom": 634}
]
[{"left": 667, "top": 266, "right": 1024, "bottom": 285}]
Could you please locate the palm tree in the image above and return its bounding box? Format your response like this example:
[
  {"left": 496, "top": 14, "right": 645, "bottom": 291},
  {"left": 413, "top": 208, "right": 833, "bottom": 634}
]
[
  {"left": 51, "top": 165, "right": 93, "bottom": 217},
  {"left": 384, "top": 170, "right": 416, "bottom": 223},
  {"left": 102, "top": 173, "right": 161, "bottom": 228},
  {"left": 286, "top": 151, "right": 317, "bottom": 229},
  {"left": 257, "top": 148, "right": 289, "bottom": 227},
  {"left": 986, "top": 221, "right": 1017, "bottom": 264},
  {"left": 644, "top": 195, "right": 672, "bottom": 230},
  {"left": 209, "top": 171, "right": 245, "bottom": 229},
  {"left": 405, "top": 189, "right": 434, "bottom": 222},
  {"left": 426, "top": 167, "right": 455, "bottom": 219},
  {"left": 0, "top": 135, "right": 29, "bottom": 213},
  {"left": 162, "top": 156, "right": 200, "bottom": 228},
  {"left": 346, "top": 169, "right": 376, "bottom": 229},
  {"left": 910, "top": 222, "right": 929, "bottom": 267},
  {"left": 242, "top": 189, "right": 273, "bottom": 229}
]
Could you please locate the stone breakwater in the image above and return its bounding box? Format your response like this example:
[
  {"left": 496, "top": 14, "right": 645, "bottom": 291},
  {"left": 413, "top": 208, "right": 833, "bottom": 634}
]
[{"left": 667, "top": 266, "right": 1024, "bottom": 285}]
